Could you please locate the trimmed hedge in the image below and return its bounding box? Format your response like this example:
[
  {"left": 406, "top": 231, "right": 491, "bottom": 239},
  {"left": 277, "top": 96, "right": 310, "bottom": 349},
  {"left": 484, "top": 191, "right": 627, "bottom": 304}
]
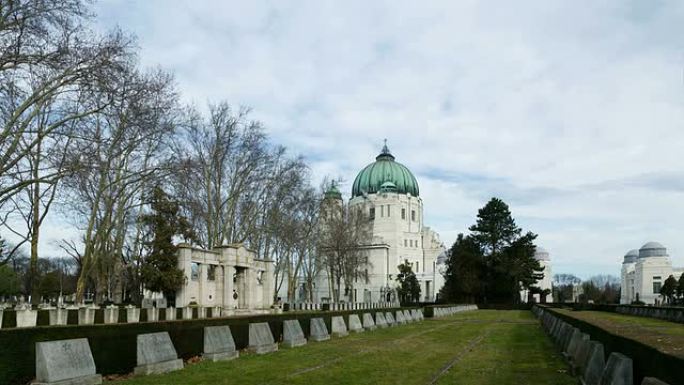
[
  {"left": 539, "top": 306, "right": 683, "bottom": 385},
  {"left": 0, "top": 307, "right": 410, "bottom": 385}
]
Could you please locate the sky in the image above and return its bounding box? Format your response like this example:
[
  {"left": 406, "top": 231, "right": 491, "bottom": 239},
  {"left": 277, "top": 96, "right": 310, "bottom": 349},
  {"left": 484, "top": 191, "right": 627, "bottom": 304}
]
[{"left": 23, "top": 1, "right": 684, "bottom": 279}]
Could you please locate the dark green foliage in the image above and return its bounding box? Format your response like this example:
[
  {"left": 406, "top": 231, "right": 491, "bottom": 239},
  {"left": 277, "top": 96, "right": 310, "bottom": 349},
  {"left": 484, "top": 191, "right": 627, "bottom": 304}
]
[
  {"left": 0, "top": 307, "right": 409, "bottom": 385},
  {"left": 659, "top": 275, "right": 677, "bottom": 304},
  {"left": 678, "top": 273, "right": 684, "bottom": 299},
  {"left": 396, "top": 260, "right": 421, "bottom": 305},
  {"left": 440, "top": 198, "right": 542, "bottom": 304},
  {"left": 440, "top": 234, "right": 482, "bottom": 303},
  {"left": 0, "top": 264, "right": 20, "bottom": 296},
  {"left": 140, "top": 186, "right": 194, "bottom": 303}
]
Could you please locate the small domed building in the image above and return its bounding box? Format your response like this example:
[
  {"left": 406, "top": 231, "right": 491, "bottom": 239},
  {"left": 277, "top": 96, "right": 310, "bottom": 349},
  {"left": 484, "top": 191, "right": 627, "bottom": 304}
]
[
  {"left": 620, "top": 242, "right": 684, "bottom": 305},
  {"left": 313, "top": 143, "right": 446, "bottom": 303}
]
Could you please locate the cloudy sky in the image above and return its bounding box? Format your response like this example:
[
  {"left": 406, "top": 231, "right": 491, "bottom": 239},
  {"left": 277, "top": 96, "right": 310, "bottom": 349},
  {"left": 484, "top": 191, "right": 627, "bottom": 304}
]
[{"left": 39, "top": 1, "right": 684, "bottom": 278}]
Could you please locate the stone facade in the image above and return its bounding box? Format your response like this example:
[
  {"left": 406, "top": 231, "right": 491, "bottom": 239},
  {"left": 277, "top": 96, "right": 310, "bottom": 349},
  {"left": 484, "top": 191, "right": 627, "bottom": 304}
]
[
  {"left": 620, "top": 242, "right": 684, "bottom": 305},
  {"left": 520, "top": 247, "right": 553, "bottom": 303},
  {"left": 311, "top": 144, "right": 446, "bottom": 303},
  {"left": 174, "top": 243, "right": 275, "bottom": 313}
]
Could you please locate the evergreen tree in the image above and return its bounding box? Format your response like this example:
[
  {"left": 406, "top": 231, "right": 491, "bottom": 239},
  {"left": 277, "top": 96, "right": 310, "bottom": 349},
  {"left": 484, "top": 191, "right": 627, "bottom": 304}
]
[
  {"left": 440, "top": 234, "right": 482, "bottom": 303},
  {"left": 660, "top": 275, "right": 677, "bottom": 304},
  {"left": 677, "top": 273, "right": 684, "bottom": 302},
  {"left": 396, "top": 259, "right": 421, "bottom": 305},
  {"left": 140, "top": 186, "right": 194, "bottom": 304},
  {"left": 441, "top": 197, "right": 542, "bottom": 304}
]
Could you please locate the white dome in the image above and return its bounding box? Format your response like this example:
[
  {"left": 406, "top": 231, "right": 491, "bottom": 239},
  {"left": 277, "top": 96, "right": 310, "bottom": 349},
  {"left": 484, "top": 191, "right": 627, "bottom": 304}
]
[
  {"left": 623, "top": 249, "right": 638, "bottom": 263},
  {"left": 534, "top": 247, "right": 550, "bottom": 261},
  {"left": 638, "top": 242, "right": 667, "bottom": 258}
]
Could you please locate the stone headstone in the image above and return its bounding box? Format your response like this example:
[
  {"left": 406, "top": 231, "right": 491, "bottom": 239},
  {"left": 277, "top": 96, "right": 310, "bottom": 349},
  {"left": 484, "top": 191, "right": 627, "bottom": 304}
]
[
  {"left": 564, "top": 328, "right": 584, "bottom": 359},
  {"left": 331, "top": 316, "right": 348, "bottom": 337},
  {"left": 248, "top": 322, "right": 278, "bottom": 354},
  {"left": 395, "top": 311, "right": 406, "bottom": 324},
  {"left": 165, "top": 307, "right": 176, "bottom": 321},
  {"left": 78, "top": 307, "right": 96, "bottom": 325},
  {"left": 348, "top": 314, "right": 363, "bottom": 333},
  {"left": 134, "top": 332, "right": 183, "bottom": 375},
  {"left": 375, "top": 312, "right": 388, "bottom": 328},
  {"left": 203, "top": 325, "right": 238, "bottom": 361},
  {"left": 0, "top": 309, "right": 3, "bottom": 329},
  {"left": 640, "top": 377, "right": 670, "bottom": 385},
  {"left": 599, "top": 353, "right": 632, "bottom": 385},
  {"left": 156, "top": 298, "right": 167, "bottom": 308},
  {"left": 580, "top": 341, "right": 605, "bottom": 385},
  {"left": 283, "top": 320, "right": 307, "bottom": 347},
  {"left": 145, "top": 308, "right": 159, "bottom": 322},
  {"left": 403, "top": 310, "right": 412, "bottom": 323},
  {"left": 35, "top": 338, "right": 101, "bottom": 385},
  {"left": 570, "top": 333, "right": 590, "bottom": 365},
  {"left": 385, "top": 312, "right": 396, "bottom": 326},
  {"left": 126, "top": 307, "right": 140, "bottom": 323},
  {"left": 182, "top": 307, "right": 193, "bottom": 320},
  {"left": 48, "top": 308, "right": 68, "bottom": 326},
  {"left": 103, "top": 307, "right": 119, "bottom": 324},
  {"left": 310, "top": 317, "right": 330, "bottom": 341},
  {"left": 16, "top": 308, "right": 37, "bottom": 328},
  {"left": 362, "top": 313, "right": 376, "bottom": 330},
  {"left": 141, "top": 298, "right": 153, "bottom": 309}
]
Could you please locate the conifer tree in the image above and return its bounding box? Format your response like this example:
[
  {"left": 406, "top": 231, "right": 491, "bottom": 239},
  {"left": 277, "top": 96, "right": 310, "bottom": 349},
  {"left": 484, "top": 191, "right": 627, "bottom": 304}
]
[
  {"left": 140, "top": 186, "right": 194, "bottom": 304},
  {"left": 396, "top": 259, "right": 421, "bottom": 305}
]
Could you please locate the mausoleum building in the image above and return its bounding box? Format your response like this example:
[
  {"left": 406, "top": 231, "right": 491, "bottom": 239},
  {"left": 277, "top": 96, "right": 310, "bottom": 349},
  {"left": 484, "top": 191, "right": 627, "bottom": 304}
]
[
  {"left": 620, "top": 241, "right": 684, "bottom": 305},
  {"left": 174, "top": 243, "right": 275, "bottom": 314}
]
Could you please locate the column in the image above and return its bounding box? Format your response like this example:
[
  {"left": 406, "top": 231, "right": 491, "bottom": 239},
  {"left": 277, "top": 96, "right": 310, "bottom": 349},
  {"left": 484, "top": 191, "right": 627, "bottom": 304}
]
[{"left": 223, "top": 265, "right": 235, "bottom": 311}]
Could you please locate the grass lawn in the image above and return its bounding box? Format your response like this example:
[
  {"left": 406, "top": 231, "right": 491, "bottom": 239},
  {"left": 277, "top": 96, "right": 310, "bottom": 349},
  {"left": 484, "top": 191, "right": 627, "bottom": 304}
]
[
  {"left": 109, "top": 310, "right": 574, "bottom": 385},
  {"left": 552, "top": 309, "right": 684, "bottom": 359}
]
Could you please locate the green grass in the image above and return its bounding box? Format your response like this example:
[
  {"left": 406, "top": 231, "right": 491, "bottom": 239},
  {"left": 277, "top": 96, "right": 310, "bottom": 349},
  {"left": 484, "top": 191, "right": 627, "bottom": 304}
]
[
  {"left": 553, "top": 309, "right": 684, "bottom": 358},
  {"left": 110, "top": 310, "right": 575, "bottom": 385}
]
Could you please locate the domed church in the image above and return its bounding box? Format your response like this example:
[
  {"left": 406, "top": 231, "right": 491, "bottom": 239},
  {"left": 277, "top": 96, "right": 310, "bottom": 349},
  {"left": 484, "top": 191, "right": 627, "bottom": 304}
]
[{"left": 313, "top": 143, "right": 447, "bottom": 303}]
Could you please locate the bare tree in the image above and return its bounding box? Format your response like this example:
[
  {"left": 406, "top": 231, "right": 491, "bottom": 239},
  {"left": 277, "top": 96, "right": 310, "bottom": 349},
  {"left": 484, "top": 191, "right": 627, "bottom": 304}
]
[
  {"left": 318, "top": 185, "right": 372, "bottom": 303},
  {"left": 0, "top": 0, "right": 133, "bottom": 302},
  {"left": 62, "top": 67, "right": 178, "bottom": 303}
]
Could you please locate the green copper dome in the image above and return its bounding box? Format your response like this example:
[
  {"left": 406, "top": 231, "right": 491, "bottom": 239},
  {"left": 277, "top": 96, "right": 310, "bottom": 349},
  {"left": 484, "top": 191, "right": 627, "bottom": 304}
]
[{"left": 351, "top": 144, "right": 419, "bottom": 198}]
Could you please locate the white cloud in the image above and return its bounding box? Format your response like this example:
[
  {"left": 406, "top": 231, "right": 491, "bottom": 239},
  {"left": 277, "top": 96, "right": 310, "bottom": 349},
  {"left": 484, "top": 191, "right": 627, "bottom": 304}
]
[{"left": 26, "top": 0, "right": 684, "bottom": 278}]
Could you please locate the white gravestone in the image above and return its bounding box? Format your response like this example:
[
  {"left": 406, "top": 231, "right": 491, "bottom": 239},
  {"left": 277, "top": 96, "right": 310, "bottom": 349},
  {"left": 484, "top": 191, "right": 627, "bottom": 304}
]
[
  {"left": 375, "top": 312, "right": 388, "bottom": 328},
  {"left": 48, "top": 309, "right": 68, "bottom": 326},
  {"left": 103, "top": 307, "right": 118, "bottom": 324},
  {"left": 385, "top": 312, "right": 396, "bottom": 326},
  {"left": 282, "top": 320, "right": 307, "bottom": 348},
  {"left": 348, "top": 314, "right": 364, "bottom": 333},
  {"left": 203, "top": 326, "right": 239, "bottom": 361},
  {"left": 35, "top": 338, "right": 101, "bottom": 385},
  {"left": 78, "top": 307, "right": 96, "bottom": 325},
  {"left": 165, "top": 307, "right": 176, "bottom": 321},
  {"left": 331, "top": 316, "right": 348, "bottom": 337},
  {"left": 309, "top": 318, "right": 330, "bottom": 342},
  {"left": 134, "top": 332, "right": 183, "bottom": 375},
  {"left": 126, "top": 307, "right": 140, "bottom": 323},
  {"left": 16, "top": 308, "right": 37, "bottom": 328},
  {"left": 600, "top": 353, "right": 632, "bottom": 385},
  {"left": 395, "top": 311, "right": 406, "bottom": 324},
  {"left": 248, "top": 322, "right": 278, "bottom": 354},
  {"left": 362, "top": 313, "right": 376, "bottom": 331}
]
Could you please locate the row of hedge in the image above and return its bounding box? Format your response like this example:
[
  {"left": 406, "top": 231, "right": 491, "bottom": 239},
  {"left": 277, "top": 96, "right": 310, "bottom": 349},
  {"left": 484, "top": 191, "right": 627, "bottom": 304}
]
[
  {"left": 0, "top": 307, "right": 414, "bottom": 385},
  {"left": 536, "top": 305, "right": 682, "bottom": 385}
]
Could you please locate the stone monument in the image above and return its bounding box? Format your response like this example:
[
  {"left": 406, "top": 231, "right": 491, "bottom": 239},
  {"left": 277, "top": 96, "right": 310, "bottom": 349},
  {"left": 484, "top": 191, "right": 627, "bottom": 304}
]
[
  {"left": 35, "top": 338, "right": 101, "bottom": 385},
  {"left": 282, "top": 320, "right": 307, "bottom": 347},
  {"left": 309, "top": 318, "right": 330, "bottom": 342},
  {"left": 331, "top": 316, "right": 348, "bottom": 337},
  {"left": 348, "top": 314, "right": 364, "bottom": 333},
  {"left": 134, "top": 332, "right": 184, "bottom": 375},
  {"left": 247, "top": 322, "right": 278, "bottom": 354},
  {"left": 203, "top": 326, "right": 239, "bottom": 361}
]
